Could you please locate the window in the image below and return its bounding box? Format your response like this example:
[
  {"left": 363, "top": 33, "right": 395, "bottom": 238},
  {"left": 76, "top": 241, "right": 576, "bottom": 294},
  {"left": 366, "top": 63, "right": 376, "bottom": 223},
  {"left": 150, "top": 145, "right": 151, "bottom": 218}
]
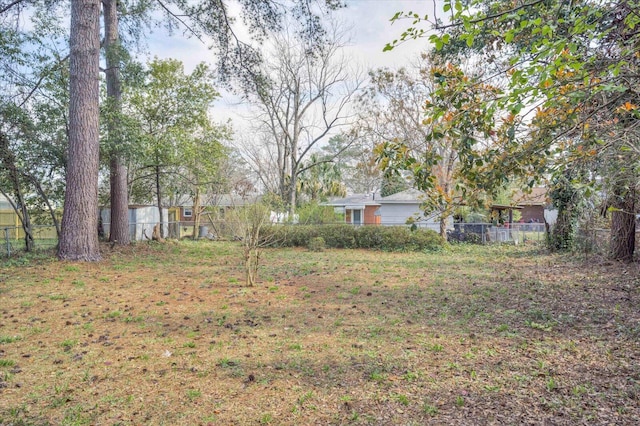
[{"left": 183, "top": 207, "right": 193, "bottom": 218}]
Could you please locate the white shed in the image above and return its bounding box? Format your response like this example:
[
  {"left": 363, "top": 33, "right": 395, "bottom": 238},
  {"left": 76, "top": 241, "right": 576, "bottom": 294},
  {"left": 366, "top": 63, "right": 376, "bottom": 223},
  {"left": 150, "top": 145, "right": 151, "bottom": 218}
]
[{"left": 100, "top": 205, "right": 169, "bottom": 241}]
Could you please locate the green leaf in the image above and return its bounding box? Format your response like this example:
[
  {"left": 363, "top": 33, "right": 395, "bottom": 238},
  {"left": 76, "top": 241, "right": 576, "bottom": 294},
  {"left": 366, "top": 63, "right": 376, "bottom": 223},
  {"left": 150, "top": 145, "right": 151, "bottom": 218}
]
[
  {"left": 465, "top": 34, "right": 474, "bottom": 47},
  {"left": 505, "top": 30, "right": 514, "bottom": 43}
]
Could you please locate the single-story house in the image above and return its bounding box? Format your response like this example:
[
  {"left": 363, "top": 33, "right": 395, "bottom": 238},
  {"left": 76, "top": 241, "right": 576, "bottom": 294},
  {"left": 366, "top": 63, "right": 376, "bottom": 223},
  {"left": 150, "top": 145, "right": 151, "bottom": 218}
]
[
  {"left": 489, "top": 204, "right": 524, "bottom": 225},
  {"left": 326, "top": 189, "right": 450, "bottom": 230},
  {"left": 324, "top": 193, "right": 381, "bottom": 225},
  {"left": 168, "top": 193, "right": 263, "bottom": 238},
  {"left": 171, "top": 194, "right": 263, "bottom": 223}
]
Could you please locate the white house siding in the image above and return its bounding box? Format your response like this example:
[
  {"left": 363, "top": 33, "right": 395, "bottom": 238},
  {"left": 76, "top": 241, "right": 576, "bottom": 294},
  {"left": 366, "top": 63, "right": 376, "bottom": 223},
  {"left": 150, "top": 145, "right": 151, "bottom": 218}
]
[
  {"left": 377, "top": 204, "right": 450, "bottom": 232},
  {"left": 378, "top": 203, "right": 422, "bottom": 225}
]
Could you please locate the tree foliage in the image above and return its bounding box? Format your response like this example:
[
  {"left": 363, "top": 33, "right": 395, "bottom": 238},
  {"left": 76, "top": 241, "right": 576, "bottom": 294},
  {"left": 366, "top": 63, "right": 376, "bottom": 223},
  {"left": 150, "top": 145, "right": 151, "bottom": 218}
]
[
  {"left": 2, "top": 0, "right": 342, "bottom": 260},
  {"left": 297, "top": 152, "right": 346, "bottom": 203},
  {"left": 321, "top": 133, "right": 382, "bottom": 195},
  {"left": 243, "top": 24, "right": 361, "bottom": 214},
  {"left": 370, "top": 57, "right": 499, "bottom": 237},
  {"left": 125, "top": 58, "right": 228, "bottom": 235},
  {"left": 0, "top": 2, "right": 69, "bottom": 249},
  {"left": 385, "top": 0, "right": 640, "bottom": 259}
]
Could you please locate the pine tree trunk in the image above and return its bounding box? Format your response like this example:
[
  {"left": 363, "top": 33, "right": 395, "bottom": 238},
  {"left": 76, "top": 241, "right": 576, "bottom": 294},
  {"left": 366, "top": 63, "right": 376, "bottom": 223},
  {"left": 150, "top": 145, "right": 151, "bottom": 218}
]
[
  {"left": 610, "top": 189, "right": 635, "bottom": 262},
  {"left": 58, "top": 0, "right": 102, "bottom": 261},
  {"left": 104, "top": 0, "right": 130, "bottom": 245}
]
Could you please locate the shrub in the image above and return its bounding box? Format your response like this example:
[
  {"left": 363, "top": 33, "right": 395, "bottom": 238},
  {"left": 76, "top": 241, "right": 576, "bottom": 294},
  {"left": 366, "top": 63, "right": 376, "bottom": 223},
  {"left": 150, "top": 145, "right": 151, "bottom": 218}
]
[
  {"left": 308, "top": 237, "right": 326, "bottom": 252},
  {"left": 263, "top": 224, "right": 442, "bottom": 252},
  {"left": 317, "top": 224, "right": 356, "bottom": 248},
  {"left": 408, "top": 228, "right": 444, "bottom": 251},
  {"left": 380, "top": 226, "right": 413, "bottom": 251},
  {"left": 297, "top": 202, "right": 344, "bottom": 224},
  {"left": 355, "top": 226, "right": 384, "bottom": 249},
  {"left": 261, "top": 225, "right": 317, "bottom": 247}
]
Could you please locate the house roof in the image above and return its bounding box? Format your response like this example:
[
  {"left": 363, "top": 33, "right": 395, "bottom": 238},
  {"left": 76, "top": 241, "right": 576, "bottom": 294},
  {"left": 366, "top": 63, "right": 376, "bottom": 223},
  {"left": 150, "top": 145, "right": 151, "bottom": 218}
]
[
  {"left": 490, "top": 204, "right": 523, "bottom": 211},
  {"left": 514, "top": 187, "right": 549, "bottom": 206},
  {"left": 324, "top": 193, "right": 380, "bottom": 208},
  {"left": 212, "top": 194, "right": 261, "bottom": 207},
  {"left": 174, "top": 194, "right": 262, "bottom": 208},
  {"left": 378, "top": 188, "right": 425, "bottom": 204}
]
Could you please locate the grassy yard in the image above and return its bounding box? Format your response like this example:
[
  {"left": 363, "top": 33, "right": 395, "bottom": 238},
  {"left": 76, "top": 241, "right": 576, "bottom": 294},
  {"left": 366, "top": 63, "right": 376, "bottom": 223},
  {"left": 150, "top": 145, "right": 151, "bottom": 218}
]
[{"left": 0, "top": 241, "right": 638, "bottom": 425}]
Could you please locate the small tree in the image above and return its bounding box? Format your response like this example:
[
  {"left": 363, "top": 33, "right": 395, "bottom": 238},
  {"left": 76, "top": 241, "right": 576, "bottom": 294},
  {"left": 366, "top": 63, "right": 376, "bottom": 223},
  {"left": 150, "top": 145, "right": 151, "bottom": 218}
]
[
  {"left": 374, "top": 60, "right": 500, "bottom": 238},
  {"left": 229, "top": 203, "right": 273, "bottom": 287},
  {"left": 126, "top": 59, "right": 220, "bottom": 235}
]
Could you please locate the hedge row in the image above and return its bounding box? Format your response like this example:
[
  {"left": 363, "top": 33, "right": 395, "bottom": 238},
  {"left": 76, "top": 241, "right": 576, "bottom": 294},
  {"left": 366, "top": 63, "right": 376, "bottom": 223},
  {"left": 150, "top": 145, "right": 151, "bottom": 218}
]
[{"left": 261, "top": 224, "right": 443, "bottom": 252}]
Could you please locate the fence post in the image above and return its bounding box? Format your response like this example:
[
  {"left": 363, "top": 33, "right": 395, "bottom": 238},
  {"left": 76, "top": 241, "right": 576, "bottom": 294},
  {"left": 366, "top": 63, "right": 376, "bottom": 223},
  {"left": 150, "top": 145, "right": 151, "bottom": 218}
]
[{"left": 4, "top": 227, "right": 10, "bottom": 257}]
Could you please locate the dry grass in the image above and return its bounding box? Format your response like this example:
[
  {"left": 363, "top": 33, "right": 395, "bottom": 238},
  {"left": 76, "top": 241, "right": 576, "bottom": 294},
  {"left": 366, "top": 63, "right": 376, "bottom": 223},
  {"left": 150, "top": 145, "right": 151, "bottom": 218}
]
[{"left": 0, "top": 241, "right": 638, "bottom": 425}]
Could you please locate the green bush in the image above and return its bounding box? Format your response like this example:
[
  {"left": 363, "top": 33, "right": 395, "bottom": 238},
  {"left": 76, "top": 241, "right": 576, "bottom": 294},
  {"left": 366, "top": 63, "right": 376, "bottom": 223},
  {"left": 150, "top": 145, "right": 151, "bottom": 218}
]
[
  {"left": 297, "top": 202, "right": 344, "bottom": 224},
  {"left": 258, "top": 225, "right": 288, "bottom": 246},
  {"left": 380, "top": 226, "right": 413, "bottom": 251},
  {"left": 408, "top": 228, "right": 445, "bottom": 251},
  {"left": 317, "top": 224, "right": 356, "bottom": 248},
  {"left": 308, "top": 236, "right": 326, "bottom": 252},
  {"left": 263, "top": 224, "right": 442, "bottom": 252},
  {"left": 355, "top": 226, "right": 384, "bottom": 249}
]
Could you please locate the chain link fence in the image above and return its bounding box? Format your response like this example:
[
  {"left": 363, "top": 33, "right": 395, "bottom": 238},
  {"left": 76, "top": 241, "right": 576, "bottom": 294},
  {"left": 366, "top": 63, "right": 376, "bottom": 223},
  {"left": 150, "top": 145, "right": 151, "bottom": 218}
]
[
  {"left": 1, "top": 225, "right": 59, "bottom": 257},
  {"left": 447, "top": 222, "right": 547, "bottom": 244}
]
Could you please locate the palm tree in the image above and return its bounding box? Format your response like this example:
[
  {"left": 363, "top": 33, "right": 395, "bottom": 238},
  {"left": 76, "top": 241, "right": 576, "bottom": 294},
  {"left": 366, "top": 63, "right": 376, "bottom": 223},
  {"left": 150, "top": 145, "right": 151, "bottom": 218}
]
[{"left": 297, "top": 153, "right": 346, "bottom": 203}]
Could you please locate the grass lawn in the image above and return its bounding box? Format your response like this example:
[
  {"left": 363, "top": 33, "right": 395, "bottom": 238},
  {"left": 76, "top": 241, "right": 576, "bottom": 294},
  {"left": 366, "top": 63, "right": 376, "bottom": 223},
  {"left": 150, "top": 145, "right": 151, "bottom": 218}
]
[{"left": 0, "top": 241, "right": 638, "bottom": 425}]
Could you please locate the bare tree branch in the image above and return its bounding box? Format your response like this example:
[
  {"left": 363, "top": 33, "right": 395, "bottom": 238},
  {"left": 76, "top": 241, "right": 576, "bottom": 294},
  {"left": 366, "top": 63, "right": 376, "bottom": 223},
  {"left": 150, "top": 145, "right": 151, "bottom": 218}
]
[{"left": 0, "top": 0, "right": 27, "bottom": 15}]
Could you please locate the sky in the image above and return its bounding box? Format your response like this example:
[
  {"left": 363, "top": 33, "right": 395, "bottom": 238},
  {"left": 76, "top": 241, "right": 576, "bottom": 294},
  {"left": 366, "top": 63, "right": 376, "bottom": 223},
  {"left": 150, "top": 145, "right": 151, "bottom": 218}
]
[
  {"left": 146, "top": 1, "right": 435, "bottom": 71},
  {"left": 144, "top": 0, "right": 437, "bottom": 128}
]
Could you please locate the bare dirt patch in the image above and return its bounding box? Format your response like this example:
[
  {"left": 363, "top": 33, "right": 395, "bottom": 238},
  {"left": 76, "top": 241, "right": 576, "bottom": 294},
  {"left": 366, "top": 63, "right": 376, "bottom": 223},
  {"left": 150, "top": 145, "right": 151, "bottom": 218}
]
[{"left": 0, "top": 241, "right": 638, "bottom": 425}]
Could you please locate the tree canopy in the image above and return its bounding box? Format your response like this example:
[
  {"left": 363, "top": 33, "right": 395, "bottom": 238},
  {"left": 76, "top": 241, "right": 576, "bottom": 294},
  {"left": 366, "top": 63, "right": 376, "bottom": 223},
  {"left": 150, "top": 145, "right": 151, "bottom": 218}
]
[{"left": 383, "top": 0, "right": 640, "bottom": 259}]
